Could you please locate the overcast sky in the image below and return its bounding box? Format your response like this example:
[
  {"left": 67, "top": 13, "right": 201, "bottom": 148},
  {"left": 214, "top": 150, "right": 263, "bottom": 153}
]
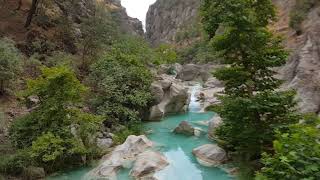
[{"left": 121, "top": 0, "right": 157, "bottom": 28}]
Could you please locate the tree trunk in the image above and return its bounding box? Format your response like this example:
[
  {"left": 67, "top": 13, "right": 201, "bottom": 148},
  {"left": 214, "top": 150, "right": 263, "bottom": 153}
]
[
  {"left": 25, "top": 0, "right": 39, "bottom": 28},
  {"left": 15, "top": 0, "right": 22, "bottom": 10}
]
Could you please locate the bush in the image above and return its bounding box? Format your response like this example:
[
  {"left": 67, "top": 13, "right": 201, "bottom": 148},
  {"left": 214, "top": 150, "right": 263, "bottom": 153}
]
[
  {"left": 256, "top": 114, "right": 320, "bottom": 180},
  {"left": 0, "top": 150, "right": 32, "bottom": 175},
  {"left": 154, "top": 44, "right": 178, "bottom": 65},
  {"left": 88, "top": 36, "right": 153, "bottom": 125},
  {"left": 289, "top": 0, "right": 318, "bottom": 33},
  {"left": 0, "top": 38, "right": 22, "bottom": 95},
  {"left": 9, "top": 66, "right": 103, "bottom": 173}
]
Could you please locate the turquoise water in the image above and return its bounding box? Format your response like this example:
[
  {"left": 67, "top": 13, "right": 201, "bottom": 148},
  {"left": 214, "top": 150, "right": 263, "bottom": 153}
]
[{"left": 48, "top": 85, "right": 232, "bottom": 180}]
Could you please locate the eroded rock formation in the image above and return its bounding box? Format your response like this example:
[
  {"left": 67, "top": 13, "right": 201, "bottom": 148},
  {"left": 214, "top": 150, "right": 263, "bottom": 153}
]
[{"left": 146, "top": 0, "right": 200, "bottom": 46}]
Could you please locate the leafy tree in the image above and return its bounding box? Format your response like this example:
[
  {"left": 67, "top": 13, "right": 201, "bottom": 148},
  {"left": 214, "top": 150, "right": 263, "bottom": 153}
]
[
  {"left": 9, "top": 66, "right": 102, "bottom": 172},
  {"left": 256, "top": 115, "right": 320, "bottom": 180},
  {"left": 79, "top": 1, "right": 119, "bottom": 72},
  {"left": 88, "top": 36, "right": 153, "bottom": 126},
  {"left": 201, "top": 0, "right": 299, "bottom": 163},
  {"left": 0, "top": 38, "right": 22, "bottom": 95},
  {"left": 154, "top": 44, "right": 178, "bottom": 65}
]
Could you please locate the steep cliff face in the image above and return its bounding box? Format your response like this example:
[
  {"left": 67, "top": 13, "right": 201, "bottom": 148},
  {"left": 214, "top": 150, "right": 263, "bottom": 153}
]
[
  {"left": 0, "top": 0, "right": 143, "bottom": 55},
  {"left": 273, "top": 0, "right": 320, "bottom": 113},
  {"left": 104, "top": 0, "right": 144, "bottom": 36},
  {"left": 146, "top": 0, "right": 200, "bottom": 46}
]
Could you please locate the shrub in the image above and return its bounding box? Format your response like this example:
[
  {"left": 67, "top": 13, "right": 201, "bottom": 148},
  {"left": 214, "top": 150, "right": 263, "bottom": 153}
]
[
  {"left": 88, "top": 36, "right": 153, "bottom": 125},
  {"left": 256, "top": 115, "right": 320, "bottom": 180},
  {"left": 289, "top": 0, "right": 318, "bottom": 33},
  {"left": 9, "top": 66, "right": 103, "bottom": 172},
  {"left": 0, "top": 150, "right": 32, "bottom": 175},
  {"left": 0, "top": 38, "right": 22, "bottom": 95}
]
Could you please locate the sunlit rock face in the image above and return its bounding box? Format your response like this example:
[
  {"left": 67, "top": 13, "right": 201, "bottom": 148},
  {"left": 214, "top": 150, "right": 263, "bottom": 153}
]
[
  {"left": 146, "top": 0, "right": 200, "bottom": 46},
  {"left": 272, "top": 0, "right": 320, "bottom": 114},
  {"left": 104, "top": 0, "right": 144, "bottom": 36}
]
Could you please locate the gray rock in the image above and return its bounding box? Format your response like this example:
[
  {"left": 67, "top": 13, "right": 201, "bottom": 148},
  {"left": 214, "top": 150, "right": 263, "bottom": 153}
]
[
  {"left": 208, "top": 116, "right": 223, "bottom": 140},
  {"left": 151, "top": 82, "right": 164, "bottom": 104},
  {"left": 146, "top": 0, "right": 200, "bottom": 46},
  {"left": 174, "top": 121, "right": 195, "bottom": 136},
  {"left": 87, "top": 135, "right": 154, "bottom": 180},
  {"left": 149, "top": 75, "right": 189, "bottom": 121},
  {"left": 97, "top": 138, "right": 113, "bottom": 149},
  {"left": 130, "top": 151, "right": 169, "bottom": 179},
  {"left": 192, "top": 144, "right": 227, "bottom": 167}
]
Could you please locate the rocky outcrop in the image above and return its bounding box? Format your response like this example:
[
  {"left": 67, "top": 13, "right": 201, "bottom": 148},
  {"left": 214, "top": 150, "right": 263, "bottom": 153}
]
[
  {"left": 87, "top": 135, "right": 154, "bottom": 179},
  {"left": 273, "top": 0, "right": 320, "bottom": 114},
  {"left": 130, "top": 151, "right": 169, "bottom": 179},
  {"left": 192, "top": 144, "right": 227, "bottom": 167},
  {"left": 149, "top": 74, "right": 189, "bottom": 121},
  {"left": 173, "top": 121, "right": 195, "bottom": 136},
  {"left": 208, "top": 116, "right": 222, "bottom": 140},
  {"left": 146, "top": 0, "right": 200, "bottom": 46},
  {"left": 104, "top": 0, "right": 144, "bottom": 36}
]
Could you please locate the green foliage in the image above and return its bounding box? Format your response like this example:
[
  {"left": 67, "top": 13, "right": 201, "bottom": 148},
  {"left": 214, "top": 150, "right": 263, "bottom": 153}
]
[
  {"left": 178, "top": 40, "right": 218, "bottom": 64},
  {"left": 0, "top": 38, "right": 22, "bottom": 95},
  {"left": 0, "top": 149, "right": 32, "bottom": 175},
  {"left": 154, "top": 44, "right": 178, "bottom": 65},
  {"left": 9, "top": 66, "right": 103, "bottom": 172},
  {"left": 113, "top": 123, "right": 142, "bottom": 145},
  {"left": 201, "top": 0, "right": 299, "bottom": 164},
  {"left": 78, "top": 1, "right": 119, "bottom": 71},
  {"left": 89, "top": 36, "right": 153, "bottom": 125},
  {"left": 31, "top": 132, "right": 66, "bottom": 163},
  {"left": 289, "top": 0, "right": 318, "bottom": 33},
  {"left": 256, "top": 115, "right": 320, "bottom": 180}
]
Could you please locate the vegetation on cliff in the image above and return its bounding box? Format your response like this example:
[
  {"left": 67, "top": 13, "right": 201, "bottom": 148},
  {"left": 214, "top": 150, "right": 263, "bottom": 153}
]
[
  {"left": 0, "top": 0, "right": 178, "bottom": 178},
  {"left": 200, "top": 0, "right": 319, "bottom": 179}
]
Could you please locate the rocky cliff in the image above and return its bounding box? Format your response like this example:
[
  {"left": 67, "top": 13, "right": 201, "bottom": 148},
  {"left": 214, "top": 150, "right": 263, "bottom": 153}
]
[
  {"left": 0, "top": 0, "right": 143, "bottom": 55},
  {"left": 104, "top": 0, "right": 144, "bottom": 36},
  {"left": 273, "top": 0, "right": 320, "bottom": 113},
  {"left": 146, "top": 0, "right": 200, "bottom": 46}
]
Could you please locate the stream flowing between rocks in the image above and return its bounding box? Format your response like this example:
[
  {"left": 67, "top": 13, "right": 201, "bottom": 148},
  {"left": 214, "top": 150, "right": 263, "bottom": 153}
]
[{"left": 48, "top": 84, "right": 232, "bottom": 180}]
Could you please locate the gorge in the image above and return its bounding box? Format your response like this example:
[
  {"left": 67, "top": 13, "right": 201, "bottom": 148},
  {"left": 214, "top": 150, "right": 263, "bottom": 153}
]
[{"left": 0, "top": 0, "right": 319, "bottom": 180}]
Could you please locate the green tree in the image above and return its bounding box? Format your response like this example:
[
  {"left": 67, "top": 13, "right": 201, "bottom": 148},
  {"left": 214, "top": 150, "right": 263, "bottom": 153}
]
[
  {"left": 256, "top": 115, "right": 320, "bottom": 180},
  {"left": 201, "top": 0, "right": 299, "bottom": 163},
  {"left": 154, "top": 44, "right": 178, "bottom": 65},
  {"left": 88, "top": 36, "right": 153, "bottom": 127},
  {"left": 79, "top": 1, "right": 119, "bottom": 72},
  {"left": 9, "top": 66, "right": 102, "bottom": 172},
  {"left": 0, "top": 38, "right": 22, "bottom": 95}
]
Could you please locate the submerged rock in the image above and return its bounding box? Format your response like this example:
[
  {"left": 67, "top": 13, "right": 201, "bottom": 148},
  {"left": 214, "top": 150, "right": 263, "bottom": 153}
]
[
  {"left": 130, "top": 151, "right": 169, "bottom": 179},
  {"left": 173, "top": 121, "right": 195, "bottom": 136},
  {"left": 192, "top": 144, "right": 227, "bottom": 167},
  {"left": 87, "top": 135, "right": 153, "bottom": 179}
]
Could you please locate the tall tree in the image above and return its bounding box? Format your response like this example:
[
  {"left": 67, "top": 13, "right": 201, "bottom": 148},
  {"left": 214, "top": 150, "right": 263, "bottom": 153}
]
[
  {"left": 200, "top": 0, "right": 299, "bottom": 162},
  {"left": 25, "top": 0, "right": 39, "bottom": 28}
]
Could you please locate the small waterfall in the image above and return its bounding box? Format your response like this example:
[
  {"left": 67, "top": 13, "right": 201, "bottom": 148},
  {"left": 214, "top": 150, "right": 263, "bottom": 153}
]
[{"left": 188, "top": 83, "right": 202, "bottom": 112}]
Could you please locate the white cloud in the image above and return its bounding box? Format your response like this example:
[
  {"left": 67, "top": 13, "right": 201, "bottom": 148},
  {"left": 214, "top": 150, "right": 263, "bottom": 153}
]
[{"left": 121, "top": 0, "right": 157, "bottom": 28}]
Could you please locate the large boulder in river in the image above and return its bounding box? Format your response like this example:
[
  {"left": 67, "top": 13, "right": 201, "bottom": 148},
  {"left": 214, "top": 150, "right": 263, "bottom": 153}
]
[
  {"left": 176, "top": 64, "right": 212, "bottom": 82},
  {"left": 130, "top": 151, "right": 169, "bottom": 179},
  {"left": 192, "top": 144, "right": 227, "bottom": 167},
  {"left": 208, "top": 116, "right": 223, "bottom": 140},
  {"left": 173, "top": 121, "right": 195, "bottom": 136},
  {"left": 87, "top": 135, "right": 153, "bottom": 179},
  {"left": 149, "top": 75, "right": 189, "bottom": 121}
]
